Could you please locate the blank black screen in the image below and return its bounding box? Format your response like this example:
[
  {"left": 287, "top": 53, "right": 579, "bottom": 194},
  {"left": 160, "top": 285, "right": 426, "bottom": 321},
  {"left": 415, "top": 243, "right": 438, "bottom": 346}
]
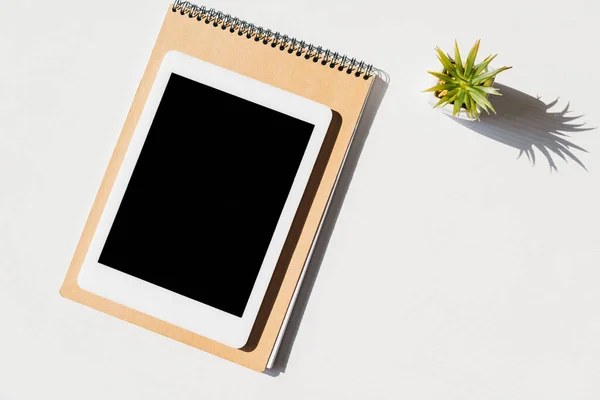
[{"left": 98, "top": 73, "right": 315, "bottom": 317}]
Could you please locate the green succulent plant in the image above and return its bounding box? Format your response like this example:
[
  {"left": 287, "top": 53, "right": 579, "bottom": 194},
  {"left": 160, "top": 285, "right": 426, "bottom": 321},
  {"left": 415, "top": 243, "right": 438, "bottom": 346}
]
[{"left": 425, "top": 40, "right": 512, "bottom": 119}]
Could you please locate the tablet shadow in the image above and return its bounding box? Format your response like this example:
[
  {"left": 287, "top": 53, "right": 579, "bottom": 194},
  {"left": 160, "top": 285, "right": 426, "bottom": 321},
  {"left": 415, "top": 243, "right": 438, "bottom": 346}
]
[
  {"left": 264, "top": 76, "right": 388, "bottom": 375},
  {"left": 455, "top": 83, "right": 595, "bottom": 171},
  {"left": 240, "top": 110, "right": 343, "bottom": 353}
]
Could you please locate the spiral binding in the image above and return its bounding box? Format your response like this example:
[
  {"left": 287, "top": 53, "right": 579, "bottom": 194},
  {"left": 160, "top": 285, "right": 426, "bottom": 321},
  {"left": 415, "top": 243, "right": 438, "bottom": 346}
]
[{"left": 171, "top": 0, "right": 374, "bottom": 79}]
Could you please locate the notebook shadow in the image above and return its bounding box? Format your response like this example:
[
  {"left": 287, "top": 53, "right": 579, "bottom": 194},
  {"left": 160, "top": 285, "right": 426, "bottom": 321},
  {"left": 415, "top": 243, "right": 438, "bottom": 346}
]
[
  {"left": 454, "top": 83, "right": 595, "bottom": 171},
  {"left": 264, "top": 76, "right": 388, "bottom": 376}
]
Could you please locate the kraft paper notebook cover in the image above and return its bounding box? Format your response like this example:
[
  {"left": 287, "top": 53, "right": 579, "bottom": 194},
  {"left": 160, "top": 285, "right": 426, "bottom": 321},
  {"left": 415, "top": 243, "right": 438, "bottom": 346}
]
[{"left": 60, "top": 0, "right": 375, "bottom": 371}]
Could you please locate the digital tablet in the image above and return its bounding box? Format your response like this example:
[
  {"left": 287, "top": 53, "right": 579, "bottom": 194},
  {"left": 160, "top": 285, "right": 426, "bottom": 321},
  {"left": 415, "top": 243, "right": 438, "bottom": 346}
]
[{"left": 78, "top": 51, "right": 332, "bottom": 348}]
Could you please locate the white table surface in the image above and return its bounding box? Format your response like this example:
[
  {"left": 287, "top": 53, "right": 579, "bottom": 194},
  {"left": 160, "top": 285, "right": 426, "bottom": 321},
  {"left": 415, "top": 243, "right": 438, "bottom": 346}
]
[{"left": 2, "top": 0, "right": 600, "bottom": 398}]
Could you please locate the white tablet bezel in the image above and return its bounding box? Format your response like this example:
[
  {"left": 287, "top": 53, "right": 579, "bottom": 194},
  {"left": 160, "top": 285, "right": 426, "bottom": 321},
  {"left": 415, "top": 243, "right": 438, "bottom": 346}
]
[{"left": 78, "top": 50, "right": 332, "bottom": 349}]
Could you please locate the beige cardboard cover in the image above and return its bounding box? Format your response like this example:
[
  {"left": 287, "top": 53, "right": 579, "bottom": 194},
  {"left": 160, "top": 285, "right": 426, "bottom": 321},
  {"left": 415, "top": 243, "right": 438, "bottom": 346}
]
[{"left": 60, "top": 5, "right": 373, "bottom": 371}]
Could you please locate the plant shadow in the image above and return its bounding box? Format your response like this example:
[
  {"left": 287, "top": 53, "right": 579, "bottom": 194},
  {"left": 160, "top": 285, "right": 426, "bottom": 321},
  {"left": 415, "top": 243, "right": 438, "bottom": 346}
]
[{"left": 455, "top": 83, "right": 596, "bottom": 171}]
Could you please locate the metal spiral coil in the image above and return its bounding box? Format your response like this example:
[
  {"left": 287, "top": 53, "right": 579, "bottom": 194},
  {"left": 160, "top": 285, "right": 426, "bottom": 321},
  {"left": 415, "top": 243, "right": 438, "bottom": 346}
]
[{"left": 172, "top": 0, "right": 374, "bottom": 79}]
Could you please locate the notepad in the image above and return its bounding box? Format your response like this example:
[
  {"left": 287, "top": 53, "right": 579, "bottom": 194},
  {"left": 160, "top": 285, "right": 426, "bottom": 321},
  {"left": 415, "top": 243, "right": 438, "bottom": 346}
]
[{"left": 61, "top": 0, "right": 375, "bottom": 371}]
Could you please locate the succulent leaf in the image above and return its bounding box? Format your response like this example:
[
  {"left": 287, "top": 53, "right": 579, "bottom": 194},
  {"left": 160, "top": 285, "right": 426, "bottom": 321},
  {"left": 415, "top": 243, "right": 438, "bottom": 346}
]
[
  {"left": 472, "top": 54, "right": 498, "bottom": 77},
  {"left": 453, "top": 90, "right": 466, "bottom": 116},
  {"left": 433, "top": 88, "right": 460, "bottom": 108},
  {"left": 468, "top": 95, "right": 479, "bottom": 119},
  {"left": 473, "top": 85, "right": 501, "bottom": 95},
  {"left": 428, "top": 71, "right": 455, "bottom": 83},
  {"left": 471, "top": 66, "right": 512, "bottom": 85},
  {"left": 454, "top": 41, "right": 464, "bottom": 75},
  {"left": 464, "top": 40, "right": 480, "bottom": 76},
  {"left": 435, "top": 47, "right": 457, "bottom": 76},
  {"left": 446, "top": 92, "right": 460, "bottom": 107},
  {"left": 467, "top": 87, "right": 496, "bottom": 114},
  {"left": 423, "top": 84, "right": 456, "bottom": 93}
]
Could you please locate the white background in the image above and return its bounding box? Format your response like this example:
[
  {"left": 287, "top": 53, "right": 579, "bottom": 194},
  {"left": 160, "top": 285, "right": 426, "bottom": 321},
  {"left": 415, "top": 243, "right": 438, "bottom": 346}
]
[{"left": 1, "top": 0, "right": 600, "bottom": 398}]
